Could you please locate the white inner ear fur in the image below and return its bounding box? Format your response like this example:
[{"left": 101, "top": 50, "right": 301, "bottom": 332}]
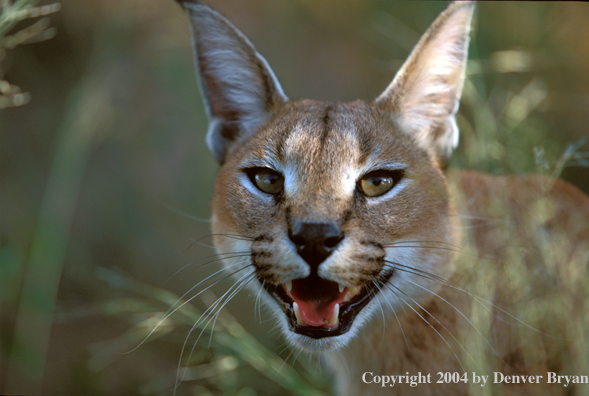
[
  {"left": 184, "top": 4, "right": 288, "bottom": 162},
  {"left": 201, "top": 45, "right": 276, "bottom": 132},
  {"left": 394, "top": 20, "right": 468, "bottom": 140},
  {"left": 376, "top": 3, "right": 474, "bottom": 162}
]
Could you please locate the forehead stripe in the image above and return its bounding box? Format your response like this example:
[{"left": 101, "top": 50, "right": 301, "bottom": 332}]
[{"left": 319, "top": 104, "right": 333, "bottom": 152}]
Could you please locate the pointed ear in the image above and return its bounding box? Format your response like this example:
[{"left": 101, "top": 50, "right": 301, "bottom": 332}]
[
  {"left": 375, "top": 2, "right": 474, "bottom": 167},
  {"left": 181, "top": 3, "right": 288, "bottom": 164}
]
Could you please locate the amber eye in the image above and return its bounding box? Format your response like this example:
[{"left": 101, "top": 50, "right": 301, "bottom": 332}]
[
  {"left": 245, "top": 167, "right": 284, "bottom": 195},
  {"left": 358, "top": 169, "right": 404, "bottom": 197}
]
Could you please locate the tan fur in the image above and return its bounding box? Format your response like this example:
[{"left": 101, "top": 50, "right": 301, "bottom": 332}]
[
  {"left": 329, "top": 171, "right": 589, "bottom": 395},
  {"left": 178, "top": 1, "right": 589, "bottom": 394}
]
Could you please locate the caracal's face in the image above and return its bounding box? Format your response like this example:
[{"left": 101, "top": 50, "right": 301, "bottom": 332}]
[
  {"left": 211, "top": 100, "right": 456, "bottom": 351},
  {"left": 179, "top": 1, "right": 473, "bottom": 351}
]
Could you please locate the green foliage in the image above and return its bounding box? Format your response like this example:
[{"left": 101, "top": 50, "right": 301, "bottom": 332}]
[
  {"left": 1, "top": 1, "right": 588, "bottom": 395},
  {"left": 0, "top": 0, "right": 59, "bottom": 108},
  {"left": 92, "top": 267, "right": 331, "bottom": 395}
]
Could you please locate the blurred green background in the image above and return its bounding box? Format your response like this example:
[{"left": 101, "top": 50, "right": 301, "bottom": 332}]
[{"left": 1, "top": 1, "right": 588, "bottom": 395}]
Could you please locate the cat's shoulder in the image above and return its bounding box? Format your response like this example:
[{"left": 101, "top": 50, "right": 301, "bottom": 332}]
[{"left": 447, "top": 169, "right": 589, "bottom": 245}]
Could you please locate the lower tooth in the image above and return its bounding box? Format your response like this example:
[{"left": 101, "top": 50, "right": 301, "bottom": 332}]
[
  {"left": 293, "top": 302, "right": 305, "bottom": 325},
  {"left": 329, "top": 303, "right": 339, "bottom": 326}
]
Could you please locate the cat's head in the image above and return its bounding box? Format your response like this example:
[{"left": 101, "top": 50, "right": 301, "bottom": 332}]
[{"left": 179, "top": 1, "right": 474, "bottom": 351}]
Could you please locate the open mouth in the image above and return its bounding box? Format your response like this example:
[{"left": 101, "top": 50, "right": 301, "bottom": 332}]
[{"left": 262, "top": 271, "right": 394, "bottom": 339}]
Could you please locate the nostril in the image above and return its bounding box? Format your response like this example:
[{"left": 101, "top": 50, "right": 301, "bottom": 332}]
[
  {"left": 288, "top": 230, "right": 305, "bottom": 247},
  {"left": 324, "top": 234, "right": 344, "bottom": 249},
  {"left": 288, "top": 222, "right": 344, "bottom": 269}
]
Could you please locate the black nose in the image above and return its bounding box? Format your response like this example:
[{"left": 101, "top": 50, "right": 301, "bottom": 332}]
[{"left": 288, "top": 222, "right": 344, "bottom": 271}]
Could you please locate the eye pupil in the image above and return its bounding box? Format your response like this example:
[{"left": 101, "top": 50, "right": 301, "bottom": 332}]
[
  {"left": 359, "top": 169, "right": 404, "bottom": 197},
  {"left": 246, "top": 167, "right": 284, "bottom": 195}
]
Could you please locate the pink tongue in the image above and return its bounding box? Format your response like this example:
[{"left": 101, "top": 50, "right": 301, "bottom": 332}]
[{"left": 291, "top": 283, "right": 347, "bottom": 327}]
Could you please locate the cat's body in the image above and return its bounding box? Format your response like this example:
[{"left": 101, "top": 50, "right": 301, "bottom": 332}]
[
  {"left": 175, "top": 1, "right": 589, "bottom": 394},
  {"left": 330, "top": 170, "right": 589, "bottom": 395}
]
